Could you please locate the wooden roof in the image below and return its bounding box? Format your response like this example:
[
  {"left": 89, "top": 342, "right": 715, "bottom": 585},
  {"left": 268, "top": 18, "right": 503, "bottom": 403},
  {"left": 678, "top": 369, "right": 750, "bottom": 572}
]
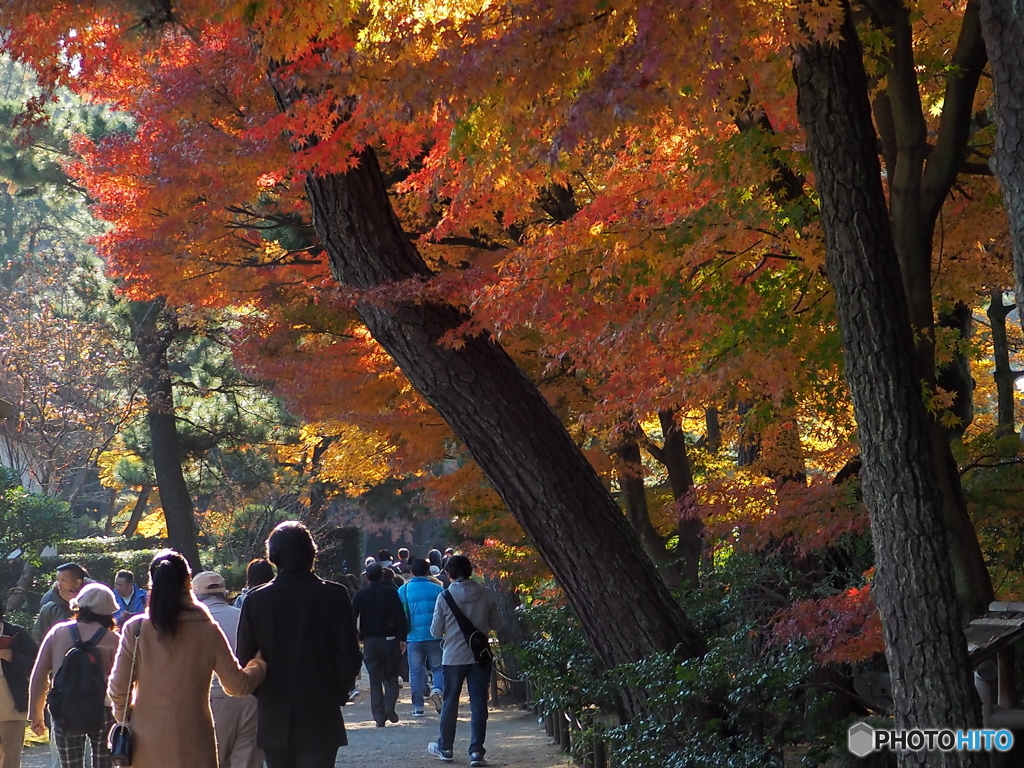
[{"left": 966, "top": 602, "right": 1024, "bottom": 662}]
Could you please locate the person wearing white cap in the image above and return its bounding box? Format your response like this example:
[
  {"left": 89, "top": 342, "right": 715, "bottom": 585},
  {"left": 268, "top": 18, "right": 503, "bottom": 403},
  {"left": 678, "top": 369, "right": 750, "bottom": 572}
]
[
  {"left": 28, "top": 583, "right": 120, "bottom": 768},
  {"left": 192, "top": 571, "right": 263, "bottom": 768}
]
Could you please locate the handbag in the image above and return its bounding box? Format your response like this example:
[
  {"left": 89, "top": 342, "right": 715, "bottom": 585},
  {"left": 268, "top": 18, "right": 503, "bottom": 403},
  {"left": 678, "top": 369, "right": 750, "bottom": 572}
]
[
  {"left": 441, "top": 590, "right": 493, "bottom": 670},
  {"left": 109, "top": 622, "right": 141, "bottom": 766}
]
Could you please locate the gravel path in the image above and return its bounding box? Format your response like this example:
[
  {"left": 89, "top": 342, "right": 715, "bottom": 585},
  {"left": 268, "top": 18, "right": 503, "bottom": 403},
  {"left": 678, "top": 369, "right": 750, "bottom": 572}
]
[{"left": 19, "top": 681, "right": 565, "bottom": 768}]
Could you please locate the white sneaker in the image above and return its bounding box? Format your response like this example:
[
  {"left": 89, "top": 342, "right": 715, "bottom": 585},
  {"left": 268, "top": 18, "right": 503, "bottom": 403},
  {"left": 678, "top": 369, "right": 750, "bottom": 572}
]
[
  {"left": 411, "top": 709, "right": 425, "bottom": 717},
  {"left": 428, "top": 742, "right": 454, "bottom": 762}
]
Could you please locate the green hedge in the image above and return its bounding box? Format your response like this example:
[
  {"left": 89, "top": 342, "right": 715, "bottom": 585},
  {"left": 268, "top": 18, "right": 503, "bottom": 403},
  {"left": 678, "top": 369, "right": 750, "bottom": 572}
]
[
  {"left": 1, "top": 528, "right": 361, "bottom": 615},
  {"left": 1, "top": 537, "right": 162, "bottom": 614}
]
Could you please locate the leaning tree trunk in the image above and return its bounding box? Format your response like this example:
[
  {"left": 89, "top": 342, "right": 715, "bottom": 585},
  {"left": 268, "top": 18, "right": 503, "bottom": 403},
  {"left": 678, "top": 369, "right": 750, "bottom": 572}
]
[
  {"left": 121, "top": 484, "right": 152, "bottom": 539},
  {"left": 980, "top": 0, "right": 1024, "bottom": 346},
  {"left": 792, "top": 12, "right": 984, "bottom": 768},
  {"left": 292, "top": 140, "right": 705, "bottom": 718},
  {"left": 132, "top": 301, "right": 202, "bottom": 572}
]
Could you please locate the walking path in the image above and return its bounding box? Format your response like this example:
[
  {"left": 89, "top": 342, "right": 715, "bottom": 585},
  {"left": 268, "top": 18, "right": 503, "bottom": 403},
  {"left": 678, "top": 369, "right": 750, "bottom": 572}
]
[{"left": 20, "top": 681, "right": 566, "bottom": 768}]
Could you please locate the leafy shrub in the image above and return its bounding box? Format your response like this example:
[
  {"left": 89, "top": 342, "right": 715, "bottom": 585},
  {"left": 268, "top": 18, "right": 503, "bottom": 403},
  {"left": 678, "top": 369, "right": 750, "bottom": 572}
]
[
  {"left": 517, "top": 555, "right": 847, "bottom": 768},
  {"left": 0, "top": 473, "right": 75, "bottom": 562}
]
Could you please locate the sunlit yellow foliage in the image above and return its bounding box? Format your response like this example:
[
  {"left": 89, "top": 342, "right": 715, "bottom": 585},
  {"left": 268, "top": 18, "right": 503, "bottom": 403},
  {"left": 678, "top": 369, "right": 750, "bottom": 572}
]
[
  {"left": 136, "top": 509, "right": 169, "bottom": 538},
  {"left": 277, "top": 421, "right": 398, "bottom": 496}
]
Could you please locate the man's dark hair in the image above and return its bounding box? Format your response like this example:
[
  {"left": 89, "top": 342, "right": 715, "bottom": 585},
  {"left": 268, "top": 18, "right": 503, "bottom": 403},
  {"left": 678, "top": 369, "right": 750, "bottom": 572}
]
[
  {"left": 267, "top": 521, "right": 317, "bottom": 573},
  {"left": 427, "top": 549, "right": 443, "bottom": 568},
  {"left": 246, "top": 558, "right": 275, "bottom": 587},
  {"left": 115, "top": 570, "right": 133, "bottom": 584},
  {"left": 397, "top": 547, "right": 410, "bottom": 560},
  {"left": 410, "top": 557, "right": 430, "bottom": 577},
  {"left": 446, "top": 555, "right": 473, "bottom": 580},
  {"left": 378, "top": 549, "right": 393, "bottom": 562},
  {"left": 365, "top": 563, "right": 384, "bottom": 582},
  {"left": 57, "top": 563, "right": 88, "bottom": 582}
]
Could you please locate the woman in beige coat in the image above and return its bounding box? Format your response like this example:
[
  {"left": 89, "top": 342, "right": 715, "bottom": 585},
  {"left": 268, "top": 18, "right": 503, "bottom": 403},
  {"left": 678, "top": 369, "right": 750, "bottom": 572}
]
[{"left": 107, "top": 550, "right": 265, "bottom": 768}]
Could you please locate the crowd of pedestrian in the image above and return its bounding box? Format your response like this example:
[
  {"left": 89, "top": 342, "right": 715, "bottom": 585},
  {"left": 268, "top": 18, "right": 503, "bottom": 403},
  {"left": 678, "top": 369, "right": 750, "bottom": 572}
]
[{"left": 0, "top": 527, "right": 499, "bottom": 768}]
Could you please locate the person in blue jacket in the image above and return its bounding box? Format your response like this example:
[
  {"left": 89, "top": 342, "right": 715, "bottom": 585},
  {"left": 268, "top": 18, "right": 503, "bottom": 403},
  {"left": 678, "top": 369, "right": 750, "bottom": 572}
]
[
  {"left": 398, "top": 558, "right": 444, "bottom": 716},
  {"left": 113, "top": 570, "right": 148, "bottom": 626}
]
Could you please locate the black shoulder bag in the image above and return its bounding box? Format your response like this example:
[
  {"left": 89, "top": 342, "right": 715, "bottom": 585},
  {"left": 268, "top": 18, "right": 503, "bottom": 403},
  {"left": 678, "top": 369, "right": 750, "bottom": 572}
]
[
  {"left": 442, "top": 590, "right": 493, "bottom": 670},
  {"left": 108, "top": 622, "right": 141, "bottom": 766}
]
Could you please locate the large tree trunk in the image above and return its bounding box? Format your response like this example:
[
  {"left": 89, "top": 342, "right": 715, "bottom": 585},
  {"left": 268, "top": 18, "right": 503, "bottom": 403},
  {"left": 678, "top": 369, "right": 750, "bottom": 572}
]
[
  {"left": 294, "top": 142, "right": 705, "bottom": 718},
  {"left": 980, "top": 0, "right": 1024, "bottom": 346},
  {"left": 131, "top": 301, "right": 202, "bottom": 572},
  {"left": 867, "top": 0, "right": 993, "bottom": 622},
  {"left": 792, "top": 12, "right": 984, "bottom": 768}
]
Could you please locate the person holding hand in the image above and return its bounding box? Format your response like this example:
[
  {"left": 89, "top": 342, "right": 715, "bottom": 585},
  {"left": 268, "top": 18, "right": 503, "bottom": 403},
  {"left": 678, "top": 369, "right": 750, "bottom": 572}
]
[{"left": 107, "top": 550, "right": 266, "bottom": 768}]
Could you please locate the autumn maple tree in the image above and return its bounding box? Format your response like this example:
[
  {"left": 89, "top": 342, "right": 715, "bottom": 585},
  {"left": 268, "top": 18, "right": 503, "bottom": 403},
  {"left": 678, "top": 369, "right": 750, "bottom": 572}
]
[{"left": 3, "top": 1, "right": 1020, "bottom": 755}]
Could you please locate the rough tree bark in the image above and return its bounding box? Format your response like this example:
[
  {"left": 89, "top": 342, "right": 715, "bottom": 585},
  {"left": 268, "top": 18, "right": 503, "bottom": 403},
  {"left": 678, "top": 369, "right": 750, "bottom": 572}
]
[
  {"left": 291, "top": 139, "right": 706, "bottom": 717},
  {"left": 864, "top": 0, "right": 993, "bottom": 621},
  {"left": 980, "top": 0, "right": 1024, "bottom": 347},
  {"left": 130, "top": 300, "right": 202, "bottom": 572},
  {"left": 792, "top": 11, "right": 985, "bottom": 768}
]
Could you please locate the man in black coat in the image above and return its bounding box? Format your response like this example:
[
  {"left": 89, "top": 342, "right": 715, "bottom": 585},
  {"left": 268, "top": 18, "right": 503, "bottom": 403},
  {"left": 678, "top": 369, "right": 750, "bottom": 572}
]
[
  {"left": 0, "top": 608, "right": 38, "bottom": 766},
  {"left": 351, "top": 563, "right": 408, "bottom": 728},
  {"left": 237, "top": 521, "right": 362, "bottom": 768}
]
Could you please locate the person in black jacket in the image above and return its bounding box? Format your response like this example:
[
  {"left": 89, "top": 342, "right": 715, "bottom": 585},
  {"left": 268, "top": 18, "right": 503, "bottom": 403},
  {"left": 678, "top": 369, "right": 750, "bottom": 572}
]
[
  {"left": 237, "top": 522, "right": 362, "bottom": 768},
  {"left": 351, "top": 563, "right": 408, "bottom": 728},
  {"left": 0, "top": 606, "right": 38, "bottom": 768}
]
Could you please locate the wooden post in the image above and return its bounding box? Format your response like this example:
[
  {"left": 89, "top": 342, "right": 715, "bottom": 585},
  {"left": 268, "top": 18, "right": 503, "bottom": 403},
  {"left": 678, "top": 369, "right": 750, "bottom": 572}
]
[
  {"left": 999, "top": 649, "right": 1017, "bottom": 709},
  {"left": 545, "top": 712, "right": 554, "bottom": 738},
  {"left": 560, "top": 712, "right": 571, "bottom": 752},
  {"left": 593, "top": 737, "right": 606, "bottom": 768}
]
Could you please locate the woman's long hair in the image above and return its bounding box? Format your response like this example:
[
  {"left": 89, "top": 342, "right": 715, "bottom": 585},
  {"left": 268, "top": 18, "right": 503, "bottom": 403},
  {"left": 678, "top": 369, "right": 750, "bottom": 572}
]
[{"left": 148, "top": 549, "right": 191, "bottom": 638}]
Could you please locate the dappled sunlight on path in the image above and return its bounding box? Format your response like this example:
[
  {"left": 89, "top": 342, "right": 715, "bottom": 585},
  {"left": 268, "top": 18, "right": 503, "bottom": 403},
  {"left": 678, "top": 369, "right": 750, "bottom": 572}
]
[
  {"left": 338, "top": 680, "right": 566, "bottom": 768},
  {"left": 20, "top": 682, "right": 567, "bottom": 768}
]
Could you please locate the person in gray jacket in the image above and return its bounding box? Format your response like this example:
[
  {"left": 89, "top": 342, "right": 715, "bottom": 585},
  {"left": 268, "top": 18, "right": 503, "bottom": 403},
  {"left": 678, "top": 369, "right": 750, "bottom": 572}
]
[
  {"left": 427, "top": 555, "right": 499, "bottom": 767},
  {"left": 194, "top": 571, "right": 263, "bottom": 768}
]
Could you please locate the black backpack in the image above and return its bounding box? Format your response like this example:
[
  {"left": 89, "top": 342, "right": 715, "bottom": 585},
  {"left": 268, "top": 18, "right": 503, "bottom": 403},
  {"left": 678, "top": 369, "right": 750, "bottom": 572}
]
[{"left": 47, "top": 624, "right": 109, "bottom": 734}]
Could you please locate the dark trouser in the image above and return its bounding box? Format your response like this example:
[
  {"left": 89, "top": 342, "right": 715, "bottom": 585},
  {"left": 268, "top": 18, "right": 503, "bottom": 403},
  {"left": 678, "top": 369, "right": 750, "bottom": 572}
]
[
  {"left": 53, "top": 707, "right": 115, "bottom": 768},
  {"left": 263, "top": 748, "right": 338, "bottom": 768},
  {"left": 437, "top": 663, "right": 490, "bottom": 757},
  {"left": 363, "top": 636, "right": 402, "bottom": 725}
]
